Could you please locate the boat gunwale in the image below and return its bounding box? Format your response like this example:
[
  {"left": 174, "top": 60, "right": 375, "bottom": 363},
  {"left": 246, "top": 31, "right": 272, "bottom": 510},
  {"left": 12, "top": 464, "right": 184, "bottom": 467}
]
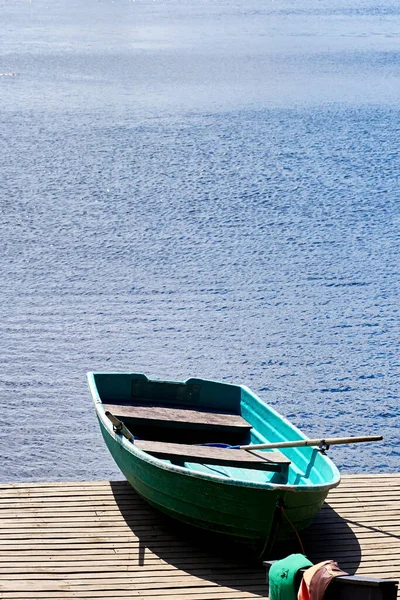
[{"left": 87, "top": 372, "right": 341, "bottom": 493}]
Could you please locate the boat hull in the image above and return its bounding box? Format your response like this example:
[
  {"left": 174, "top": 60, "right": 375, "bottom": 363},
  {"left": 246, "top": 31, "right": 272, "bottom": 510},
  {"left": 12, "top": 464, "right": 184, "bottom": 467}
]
[{"left": 98, "top": 415, "right": 329, "bottom": 554}]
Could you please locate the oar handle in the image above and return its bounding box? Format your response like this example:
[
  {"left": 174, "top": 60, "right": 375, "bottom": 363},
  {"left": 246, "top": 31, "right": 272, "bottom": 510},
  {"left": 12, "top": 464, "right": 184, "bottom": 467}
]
[
  {"left": 239, "top": 435, "right": 383, "bottom": 451},
  {"left": 105, "top": 411, "right": 134, "bottom": 441}
]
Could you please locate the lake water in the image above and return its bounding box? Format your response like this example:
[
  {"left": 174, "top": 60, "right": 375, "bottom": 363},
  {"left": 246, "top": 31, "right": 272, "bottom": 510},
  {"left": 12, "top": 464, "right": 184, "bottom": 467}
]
[{"left": 1, "top": 0, "right": 399, "bottom": 482}]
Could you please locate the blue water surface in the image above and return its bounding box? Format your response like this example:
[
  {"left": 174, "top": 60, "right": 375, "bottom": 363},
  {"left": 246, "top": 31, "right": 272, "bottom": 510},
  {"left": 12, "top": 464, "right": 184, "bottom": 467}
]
[{"left": 0, "top": 0, "right": 399, "bottom": 481}]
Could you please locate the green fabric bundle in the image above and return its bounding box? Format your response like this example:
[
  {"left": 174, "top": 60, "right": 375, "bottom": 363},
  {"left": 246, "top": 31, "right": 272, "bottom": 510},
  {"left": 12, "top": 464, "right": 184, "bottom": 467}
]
[{"left": 269, "top": 554, "right": 313, "bottom": 600}]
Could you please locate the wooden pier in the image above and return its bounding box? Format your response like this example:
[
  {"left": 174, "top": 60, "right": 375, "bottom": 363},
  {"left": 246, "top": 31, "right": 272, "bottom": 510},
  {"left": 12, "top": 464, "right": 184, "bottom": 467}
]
[{"left": 0, "top": 474, "right": 398, "bottom": 599}]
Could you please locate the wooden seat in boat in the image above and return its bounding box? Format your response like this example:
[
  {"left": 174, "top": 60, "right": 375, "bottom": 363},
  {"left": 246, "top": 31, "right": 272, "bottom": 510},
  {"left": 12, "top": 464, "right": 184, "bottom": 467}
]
[
  {"left": 134, "top": 440, "right": 291, "bottom": 472},
  {"left": 102, "top": 402, "right": 252, "bottom": 435}
]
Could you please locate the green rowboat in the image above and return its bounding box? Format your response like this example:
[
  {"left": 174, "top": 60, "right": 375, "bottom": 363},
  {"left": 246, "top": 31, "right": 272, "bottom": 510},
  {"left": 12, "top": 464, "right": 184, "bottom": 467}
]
[{"left": 88, "top": 372, "right": 340, "bottom": 556}]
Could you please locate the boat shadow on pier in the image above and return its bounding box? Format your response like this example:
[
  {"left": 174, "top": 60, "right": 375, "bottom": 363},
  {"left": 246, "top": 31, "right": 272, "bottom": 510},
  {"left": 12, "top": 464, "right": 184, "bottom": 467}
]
[
  {"left": 109, "top": 481, "right": 362, "bottom": 592},
  {"left": 301, "top": 503, "right": 363, "bottom": 575}
]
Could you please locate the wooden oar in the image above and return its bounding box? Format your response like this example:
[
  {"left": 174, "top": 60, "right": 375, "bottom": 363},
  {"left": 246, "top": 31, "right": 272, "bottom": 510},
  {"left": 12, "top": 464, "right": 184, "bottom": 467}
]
[
  {"left": 104, "top": 411, "right": 382, "bottom": 454},
  {"left": 237, "top": 435, "right": 383, "bottom": 452},
  {"left": 105, "top": 411, "right": 134, "bottom": 441}
]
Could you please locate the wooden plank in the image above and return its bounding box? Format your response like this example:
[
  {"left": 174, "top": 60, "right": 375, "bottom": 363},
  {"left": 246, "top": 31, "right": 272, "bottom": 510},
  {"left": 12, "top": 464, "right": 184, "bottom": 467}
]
[
  {"left": 330, "top": 478, "right": 399, "bottom": 485},
  {"left": 0, "top": 516, "right": 156, "bottom": 526},
  {"left": 0, "top": 481, "right": 115, "bottom": 489},
  {"left": 318, "top": 499, "right": 399, "bottom": 508},
  {"left": 0, "top": 589, "right": 267, "bottom": 599},
  {"left": 0, "top": 564, "right": 395, "bottom": 578},
  {"left": 0, "top": 562, "right": 262, "bottom": 572},
  {"left": 341, "top": 475, "right": 399, "bottom": 480},
  {"left": 6, "top": 506, "right": 400, "bottom": 527},
  {"left": 0, "top": 493, "right": 142, "bottom": 504},
  {"left": 0, "top": 572, "right": 266, "bottom": 583},
  {"left": 0, "top": 508, "right": 150, "bottom": 516},
  {"left": 135, "top": 440, "right": 290, "bottom": 470},
  {"left": 330, "top": 491, "right": 400, "bottom": 499},
  {"left": 313, "top": 511, "right": 400, "bottom": 522},
  {"left": 0, "top": 499, "right": 150, "bottom": 509},
  {"left": 0, "top": 538, "right": 183, "bottom": 548},
  {"left": 305, "top": 526, "right": 400, "bottom": 538},
  {"left": 0, "top": 557, "right": 230, "bottom": 569},
  {"left": 0, "top": 591, "right": 267, "bottom": 599},
  {"left": 329, "top": 482, "right": 400, "bottom": 490},
  {"left": 103, "top": 403, "right": 251, "bottom": 431},
  {"left": 0, "top": 526, "right": 383, "bottom": 546},
  {"left": 0, "top": 503, "right": 144, "bottom": 511},
  {"left": 0, "top": 511, "right": 155, "bottom": 522},
  {"left": 0, "top": 578, "right": 267, "bottom": 591},
  {"left": 0, "top": 489, "right": 140, "bottom": 499},
  {"left": 0, "top": 569, "right": 263, "bottom": 578},
  {"left": 0, "top": 552, "right": 219, "bottom": 563},
  {"left": 0, "top": 586, "right": 265, "bottom": 600},
  {"left": 4, "top": 543, "right": 398, "bottom": 566}
]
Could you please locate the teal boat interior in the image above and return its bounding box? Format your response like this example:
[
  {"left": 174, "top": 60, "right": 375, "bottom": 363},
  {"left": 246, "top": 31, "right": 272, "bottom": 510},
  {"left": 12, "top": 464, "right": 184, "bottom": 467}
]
[{"left": 89, "top": 372, "right": 340, "bottom": 489}]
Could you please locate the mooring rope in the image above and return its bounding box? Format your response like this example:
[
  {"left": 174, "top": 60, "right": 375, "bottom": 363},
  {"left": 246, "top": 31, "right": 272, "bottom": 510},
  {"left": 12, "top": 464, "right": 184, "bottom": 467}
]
[{"left": 280, "top": 505, "right": 305, "bottom": 555}]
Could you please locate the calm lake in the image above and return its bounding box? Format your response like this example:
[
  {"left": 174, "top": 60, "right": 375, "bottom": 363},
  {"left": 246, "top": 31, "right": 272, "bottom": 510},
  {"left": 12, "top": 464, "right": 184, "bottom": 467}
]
[{"left": 1, "top": 0, "right": 399, "bottom": 481}]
